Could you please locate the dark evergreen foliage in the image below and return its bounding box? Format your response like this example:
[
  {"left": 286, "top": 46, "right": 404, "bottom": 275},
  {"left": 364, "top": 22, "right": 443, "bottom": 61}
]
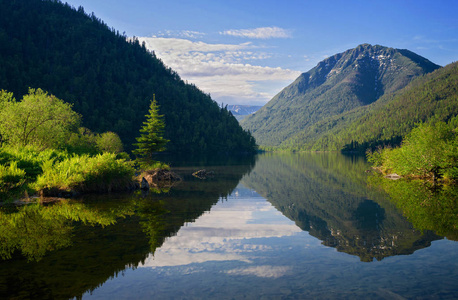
[
  {"left": 0, "top": 0, "right": 256, "bottom": 154},
  {"left": 133, "top": 98, "right": 168, "bottom": 159}
]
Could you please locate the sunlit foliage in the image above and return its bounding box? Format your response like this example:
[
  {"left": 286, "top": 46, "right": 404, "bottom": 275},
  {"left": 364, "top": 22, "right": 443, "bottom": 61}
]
[
  {"left": 0, "top": 88, "right": 80, "bottom": 149},
  {"left": 367, "top": 120, "right": 458, "bottom": 181}
]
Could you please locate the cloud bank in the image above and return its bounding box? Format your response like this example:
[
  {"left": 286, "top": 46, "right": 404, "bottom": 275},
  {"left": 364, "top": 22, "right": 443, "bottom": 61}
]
[{"left": 137, "top": 36, "right": 301, "bottom": 105}]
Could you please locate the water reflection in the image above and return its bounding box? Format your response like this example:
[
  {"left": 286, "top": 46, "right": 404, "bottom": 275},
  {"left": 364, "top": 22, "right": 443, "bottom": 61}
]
[
  {"left": 140, "top": 188, "right": 301, "bottom": 268},
  {"left": 1, "top": 153, "right": 456, "bottom": 299},
  {"left": 241, "top": 153, "right": 442, "bottom": 262},
  {"left": 0, "top": 156, "right": 256, "bottom": 300},
  {"left": 368, "top": 175, "right": 458, "bottom": 240},
  {"left": 0, "top": 200, "right": 134, "bottom": 261}
]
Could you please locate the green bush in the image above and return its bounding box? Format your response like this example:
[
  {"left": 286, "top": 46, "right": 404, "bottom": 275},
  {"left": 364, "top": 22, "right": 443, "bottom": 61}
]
[
  {"left": 35, "top": 153, "right": 135, "bottom": 193},
  {"left": 0, "top": 145, "right": 69, "bottom": 180},
  {"left": 367, "top": 121, "right": 458, "bottom": 181},
  {"left": 96, "top": 131, "right": 124, "bottom": 153},
  {"left": 0, "top": 88, "right": 81, "bottom": 149},
  {"left": 0, "top": 162, "right": 26, "bottom": 200}
]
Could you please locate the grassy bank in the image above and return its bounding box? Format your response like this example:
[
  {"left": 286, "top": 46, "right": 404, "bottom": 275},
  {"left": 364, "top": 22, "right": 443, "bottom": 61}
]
[{"left": 0, "top": 146, "right": 136, "bottom": 201}]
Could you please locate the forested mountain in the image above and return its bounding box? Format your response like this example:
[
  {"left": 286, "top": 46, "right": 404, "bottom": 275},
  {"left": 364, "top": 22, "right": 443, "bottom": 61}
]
[
  {"left": 241, "top": 44, "right": 440, "bottom": 147},
  {"left": 282, "top": 61, "right": 458, "bottom": 151},
  {"left": 0, "top": 0, "right": 256, "bottom": 154}
]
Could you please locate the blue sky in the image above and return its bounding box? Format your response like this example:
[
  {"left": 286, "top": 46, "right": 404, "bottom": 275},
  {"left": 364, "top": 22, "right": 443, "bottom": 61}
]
[{"left": 64, "top": 0, "right": 458, "bottom": 105}]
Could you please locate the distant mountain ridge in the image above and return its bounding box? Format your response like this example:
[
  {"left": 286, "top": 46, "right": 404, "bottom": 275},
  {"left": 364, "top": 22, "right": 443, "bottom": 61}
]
[
  {"left": 241, "top": 44, "right": 440, "bottom": 147},
  {"left": 227, "top": 105, "right": 262, "bottom": 116},
  {"left": 227, "top": 105, "right": 262, "bottom": 121}
]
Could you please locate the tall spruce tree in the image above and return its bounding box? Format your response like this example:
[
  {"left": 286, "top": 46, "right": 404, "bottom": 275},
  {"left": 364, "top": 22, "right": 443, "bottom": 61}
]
[{"left": 133, "top": 96, "right": 169, "bottom": 159}]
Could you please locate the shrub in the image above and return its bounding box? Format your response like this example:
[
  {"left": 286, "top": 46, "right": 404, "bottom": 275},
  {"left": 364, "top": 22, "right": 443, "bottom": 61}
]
[
  {"left": 0, "top": 145, "right": 69, "bottom": 180},
  {"left": 35, "top": 153, "right": 135, "bottom": 194},
  {"left": 95, "top": 131, "right": 124, "bottom": 153},
  {"left": 0, "top": 162, "right": 26, "bottom": 200},
  {"left": 0, "top": 88, "right": 81, "bottom": 149},
  {"left": 367, "top": 121, "right": 458, "bottom": 181}
]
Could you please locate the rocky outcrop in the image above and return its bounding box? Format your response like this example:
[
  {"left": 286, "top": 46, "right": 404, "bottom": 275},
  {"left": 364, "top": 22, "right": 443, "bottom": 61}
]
[{"left": 139, "top": 169, "right": 181, "bottom": 190}]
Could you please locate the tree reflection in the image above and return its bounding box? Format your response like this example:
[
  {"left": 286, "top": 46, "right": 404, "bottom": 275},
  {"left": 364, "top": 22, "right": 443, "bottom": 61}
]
[
  {"left": 368, "top": 176, "right": 458, "bottom": 240},
  {"left": 0, "top": 200, "right": 134, "bottom": 261}
]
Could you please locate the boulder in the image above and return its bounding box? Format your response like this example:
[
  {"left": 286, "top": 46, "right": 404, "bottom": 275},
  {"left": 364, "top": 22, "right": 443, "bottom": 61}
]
[{"left": 138, "top": 169, "right": 182, "bottom": 189}]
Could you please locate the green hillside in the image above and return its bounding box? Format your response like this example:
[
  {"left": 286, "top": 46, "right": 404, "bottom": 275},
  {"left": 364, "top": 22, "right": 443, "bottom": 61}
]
[
  {"left": 282, "top": 61, "right": 458, "bottom": 151},
  {"left": 0, "top": 0, "right": 256, "bottom": 154},
  {"left": 241, "top": 44, "right": 440, "bottom": 147}
]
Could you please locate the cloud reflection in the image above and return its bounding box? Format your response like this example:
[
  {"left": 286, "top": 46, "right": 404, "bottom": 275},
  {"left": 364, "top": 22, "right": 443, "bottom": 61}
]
[
  {"left": 225, "top": 265, "right": 293, "bottom": 278},
  {"left": 140, "top": 189, "right": 301, "bottom": 268}
]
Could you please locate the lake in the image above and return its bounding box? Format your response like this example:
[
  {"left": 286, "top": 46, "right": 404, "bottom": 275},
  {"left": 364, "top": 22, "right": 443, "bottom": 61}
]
[{"left": 0, "top": 153, "right": 457, "bottom": 299}]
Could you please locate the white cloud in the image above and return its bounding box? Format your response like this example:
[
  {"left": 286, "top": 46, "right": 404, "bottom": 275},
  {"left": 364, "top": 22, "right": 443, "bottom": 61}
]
[
  {"left": 220, "top": 27, "right": 292, "bottom": 39},
  {"left": 136, "top": 37, "right": 301, "bottom": 105}
]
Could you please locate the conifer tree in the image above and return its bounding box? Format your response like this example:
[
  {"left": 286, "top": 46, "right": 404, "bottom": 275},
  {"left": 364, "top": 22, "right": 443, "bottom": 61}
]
[{"left": 133, "top": 96, "right": 169, "bottom": 159}]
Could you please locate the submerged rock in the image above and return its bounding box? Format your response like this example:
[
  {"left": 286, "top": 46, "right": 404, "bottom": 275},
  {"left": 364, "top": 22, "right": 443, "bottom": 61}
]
[
  {"left": 385, "top": 173, "right": 402, "bottom": 180},
  {"left": 192, "top": 169, "right": 215, "bottom": 179}
]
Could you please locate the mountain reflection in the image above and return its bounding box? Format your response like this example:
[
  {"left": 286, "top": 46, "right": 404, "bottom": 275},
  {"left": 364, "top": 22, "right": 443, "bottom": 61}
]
[{"left": 241, "top": 153, "right": 442, "bottom": 262}]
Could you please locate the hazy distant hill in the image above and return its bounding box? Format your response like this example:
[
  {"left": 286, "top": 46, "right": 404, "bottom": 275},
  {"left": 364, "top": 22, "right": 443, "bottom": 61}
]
[
  {"left": 241, "top": 44, "right": 440, "bottom": 147},
  {"left": 0, "top": 0, "right": 256, "bottom": 154},
  {"left": 227, "top": 105, "right": 262, "bottom": 116},
  {"left": 227, "top": 105, "right": 262, "bottom": 121}
]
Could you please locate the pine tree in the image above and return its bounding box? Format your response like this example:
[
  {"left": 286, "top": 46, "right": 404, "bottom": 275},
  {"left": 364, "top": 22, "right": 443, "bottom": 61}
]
[{"left": 133, "top": 96, "right": 169, "bottom": 159}]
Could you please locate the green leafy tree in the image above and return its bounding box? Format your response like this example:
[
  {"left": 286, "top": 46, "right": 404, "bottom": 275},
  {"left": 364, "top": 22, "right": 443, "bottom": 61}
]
[
  {"left": 96, "top": 131, "right": 124, "bottom": 153},
  {"left": 133, "top": 98, "right": 169, "bottom": 159},
  {"left": 0, "top": 88, "right": 81, "bottom": 149}
]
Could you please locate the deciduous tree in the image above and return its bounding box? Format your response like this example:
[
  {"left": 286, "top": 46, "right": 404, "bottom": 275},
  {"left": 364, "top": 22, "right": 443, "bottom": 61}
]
[{"left": 0, "top": 88, "right": 81, "bottom": 149}]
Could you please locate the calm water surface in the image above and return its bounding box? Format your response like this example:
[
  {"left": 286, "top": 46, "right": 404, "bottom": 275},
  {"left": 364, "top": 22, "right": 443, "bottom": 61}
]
[{"left": 0, "top": 153, "right": 457, "bottom": 299}]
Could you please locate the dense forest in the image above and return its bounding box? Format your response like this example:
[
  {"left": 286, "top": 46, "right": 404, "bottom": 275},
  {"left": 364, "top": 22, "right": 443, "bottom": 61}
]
[
  {"left": 241, "top": 44, "right": 440, "bottom": 148},
  {"left": 0, "top": 0, "right": 256, "bottom": 154}
]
